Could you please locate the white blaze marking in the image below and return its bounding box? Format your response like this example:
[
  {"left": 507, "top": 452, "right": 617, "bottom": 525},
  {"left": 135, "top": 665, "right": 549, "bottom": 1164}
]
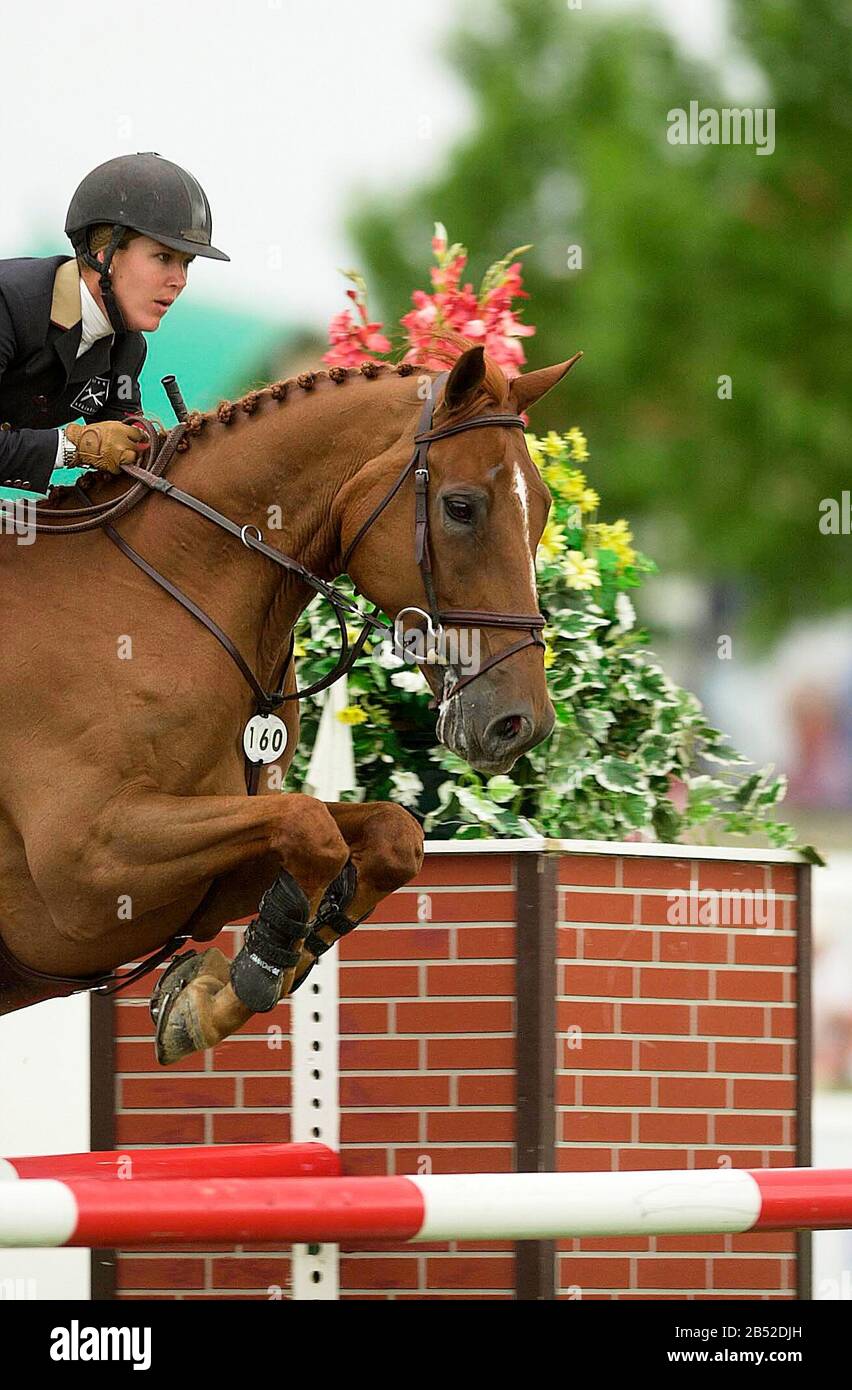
[{"left": 512, "top": 463, "right": 537, "bottom": 592}]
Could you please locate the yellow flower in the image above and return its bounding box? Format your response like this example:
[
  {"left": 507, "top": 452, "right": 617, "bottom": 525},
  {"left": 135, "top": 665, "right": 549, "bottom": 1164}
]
[
  {"left": 579, "top": 487, "right": 600, "bottom": 514},
  {"left": 542, "top": 429, "right": 567, "bottom": 460},
  {"left": 563, "top": 552, "right": 601, "bottom": 590},
  {"left": 336, "top": 706, "right": 368, "bottom": 725},
  {"left": 565, "top": 426, "right": 589, "bottom": 462},
  {"left": 543, "top": 640, "right": 556, "bottom": 669},
  {"left": 536, "top": 519, "right": 566, "bottom": 565},
  {"left": 587, "top": 519, "right": 636, "bottom": 570},
  {"left": 293, "top": 640, "right": 307, "bottom": 658},
  {"left": 524, "top": 433, "right": 544, "bottom": 469}
]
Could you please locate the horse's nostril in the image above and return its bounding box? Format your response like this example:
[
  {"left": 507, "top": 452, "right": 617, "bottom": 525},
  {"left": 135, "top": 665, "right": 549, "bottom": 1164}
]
[{"left": 490, "top": 713, "right": 530, "bottom": 744}]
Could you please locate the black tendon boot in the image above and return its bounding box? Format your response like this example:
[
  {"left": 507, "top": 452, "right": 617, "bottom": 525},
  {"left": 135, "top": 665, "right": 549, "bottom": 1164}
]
[
  {"left": 230, "top": 871, "right": 311, "bottom": 1012},
  {"left": 290, "top": 859, "right": 368, "bottom": 994}
]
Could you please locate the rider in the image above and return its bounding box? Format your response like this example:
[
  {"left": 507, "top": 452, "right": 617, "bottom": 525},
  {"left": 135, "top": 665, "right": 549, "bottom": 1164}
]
[{"left": 0, "top": 152, "right": 228, "bottom": 494}]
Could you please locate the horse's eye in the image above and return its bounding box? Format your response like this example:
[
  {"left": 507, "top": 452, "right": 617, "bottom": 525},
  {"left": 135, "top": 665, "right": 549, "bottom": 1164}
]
[{"left": 445, "top": 498, "right": 474, "bottom": 524}]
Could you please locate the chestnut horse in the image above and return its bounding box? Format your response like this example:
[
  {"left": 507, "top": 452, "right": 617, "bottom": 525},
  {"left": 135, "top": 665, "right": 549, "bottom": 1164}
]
[{"left": 0, "top": 344, "right": 578, "bottom": 1064}]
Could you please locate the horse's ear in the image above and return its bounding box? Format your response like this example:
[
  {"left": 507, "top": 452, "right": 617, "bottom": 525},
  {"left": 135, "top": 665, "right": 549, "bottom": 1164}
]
[
  {"left": 441, "top": 344, "right": 487, "bottom": 410},
  {"left": 510, "top": 352, "right": 583, "bottom": 414}
]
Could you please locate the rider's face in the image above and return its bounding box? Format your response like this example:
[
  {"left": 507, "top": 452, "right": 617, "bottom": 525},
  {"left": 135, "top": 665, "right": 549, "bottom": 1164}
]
[{"left": 101, "top": 235, "right": 193, "bottom": 332}]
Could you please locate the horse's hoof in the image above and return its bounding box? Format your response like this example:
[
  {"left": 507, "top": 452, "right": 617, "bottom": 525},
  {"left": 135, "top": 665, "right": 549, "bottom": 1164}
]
[{"left": 151, "top": 948, "right": 230, "bottom": 1066}]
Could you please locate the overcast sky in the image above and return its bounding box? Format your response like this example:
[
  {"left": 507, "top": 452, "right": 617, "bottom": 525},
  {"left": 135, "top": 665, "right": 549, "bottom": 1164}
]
[{"left": 1, "top": 0, "right": 728, "bottom": 330}]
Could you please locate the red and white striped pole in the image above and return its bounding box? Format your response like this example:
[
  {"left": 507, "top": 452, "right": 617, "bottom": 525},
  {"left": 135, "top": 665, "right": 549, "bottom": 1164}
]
[
  {"left": 0, "top": 1142, "right": 339, "bottom": 1183},
  {"left": 1, "top": 1168, "right": 850, "bottom": 1249}
]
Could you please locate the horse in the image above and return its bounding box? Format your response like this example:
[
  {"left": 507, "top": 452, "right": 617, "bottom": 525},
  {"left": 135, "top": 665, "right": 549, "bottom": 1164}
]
[{"left": 0, "top": 343, "right": 579, "bottom": 1064}]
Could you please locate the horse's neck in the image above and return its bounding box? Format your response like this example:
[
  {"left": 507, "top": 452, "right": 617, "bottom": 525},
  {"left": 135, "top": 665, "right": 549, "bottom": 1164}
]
[{"left": 133, "top": 371, "right": 414, "bottom": 690}]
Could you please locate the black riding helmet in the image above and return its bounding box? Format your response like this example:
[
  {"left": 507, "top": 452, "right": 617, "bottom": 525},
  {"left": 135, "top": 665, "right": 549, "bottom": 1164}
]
[{"left": 65, "top": 152, "right": 229, "bottom": 331}]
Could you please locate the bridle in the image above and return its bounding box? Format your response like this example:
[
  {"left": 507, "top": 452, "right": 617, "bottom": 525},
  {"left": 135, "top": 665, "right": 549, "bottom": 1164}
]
[{"left": 19, "top": 371, "right": 547, "bottom": 794}]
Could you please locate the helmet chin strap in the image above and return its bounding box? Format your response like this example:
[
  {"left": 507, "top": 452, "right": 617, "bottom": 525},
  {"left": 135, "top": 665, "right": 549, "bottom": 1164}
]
[{"left": 76, "top": 224, "right": 127, "bottom": 334}]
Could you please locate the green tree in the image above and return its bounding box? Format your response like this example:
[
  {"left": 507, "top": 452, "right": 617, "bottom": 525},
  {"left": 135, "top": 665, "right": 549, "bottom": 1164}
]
[{"left": 346, "top": 0, "right": 851, "bottom": 638}]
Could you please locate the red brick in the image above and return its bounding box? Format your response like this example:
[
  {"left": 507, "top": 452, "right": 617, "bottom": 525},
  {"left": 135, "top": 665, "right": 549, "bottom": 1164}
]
[
  {"left": 556, "top": 1074, "right": 579, "bottom": 1106},
  {"left": 571, "top": 1236, "right": 651, "bottom": 1253},
  {"left": 581, "top": 1075, "right": 652, "bottom": 1107},
  {"left": 734, "top": 935, "right": 796, "bottom": 966},
  {"left": 565, "top": 963, "right": 633, "bottom": 997},
  {"left": 120, "top": 1077, "right": 236, "bottom": 1109},
  {"left": 639, "top": 1112, "right": 709, "bottom": 1143},
  {"left": 563, "top": 1038, "right": 633, "bottom": 1070},
  {"left": 458, "top": 1075, "right": 514, "bottom": 1105},
  {"left": 698, "top": 862, "right": 767, "bottom": 892},
  {"left": 620, "top": 1003, "right": 691, "bottom": 1034},
  {"left": 639, "top": 967, "right": 709, "bottom": 999},
  {"left": 558, "top": 1258, "right": 631, "bottom": 1288},
  {"left": 455, "top": 927, "right": 515, "bottom": 959},
  {"left": 639, "top": 895, "right": 686, "bottom": 926},
  {"left": 115, "top": 1042, "right": 197, "bottom": 1072},
  {"left": 395, "top": 1001, "right": 512, "bottom": 1034},
  {"left": 556, "top": 999, "right": 616, "bottom": 1033},
  {"left": 582, "top": 928, "right": 654, "bottom": 961},
  {"left": 555, "top": 1149, "right": 617, "bottom": 1172},
  {"left": 655, "top": 1235, "right": 726, "bottom": 1253},
  {"left": 711, "top": 1259, "right": 784, "bottom": 1289},
  {"left": 455, "top": 1240, "right": 514, "bottom": 1253},
  {"left": 242, "top": 1077, "right": 291, "bottom": 1108},
  {"left": 339, "top": 1039, "right": 420, "bottom": 1071},
  {"left": 713, "top": 970, "right": 785, "bottom": 1002},
  {"left": 427, "top": 1037, "right": 514, "bottom": 1069},
  {"left": 413, "top": 854, "right": 512, "bottom": 886},
  {"left": 212, "top": 1114, "right": 291, "bottom": 1143},
  {"left": 340, "top": 1111, "right": 420, "bottom": 1143},
  {"left": 771, "top": 865, "right": 798, "bottom": 893},
  {"left": 395, "top": 1148, "right": 514, "bottom": 1175},
  {"left": 213, "top": 1039, "right": 291, "bottom": 1071},
  {"left": 715, "top": 1042, "right": 785, "bottom": 1073},
  {"left": 638, "top": 1040, "right": 708, "bottom": 1071},
  {"left": 768, "top": 1007, "right": 797, "bottom": 1038},
  {"left": 113, "top": 1003, "right": 155, "bottom": 1038},
  {"left": 557, "top": 856, "right": 618, "bottom": 887},
  {"left": 339, "top": 1003, "right": 389, "bottom": 1034},
  {"left": 637, "top": 1259, "right": 706, "bottom": 1288},
  {"left": 426, "top": 964, "right": 514, "bottom": 996},
  {"left": 428, "top": 1111, "right": 514, "bottom": 1142},
  {"left": 339, "top": 965, "right": 420, "bottom": 997},
  {"left": 339, "top": 1150, "right": 394, "bottom": 1177},
  {"left": 732, "top": 1078, "right": 796, "bottom": 1109},
  {"left": 210, "top": 1258, "right": 290, "bottom": 1290},
  {"left": 660, "top": 932, "right": 728, "bottom": 964},
  {"left": 697, "top": 1005, "right": 765, "bottom": 1037},
  {"left": 340, "top": 1074, "right": 450, "bottom": 1107},
  {"left": 560, "top": 1111, "right": 632, "bottom": 1143},
  {"left": 693, "top": 1151, "right": 767, "bottom": 1170},
  {"left": 371, "top": 890, "right": 515, "bottom": 924},
  {"left": 658, "top": 1077, "right": 727, "bottom": 1108},
  {"left": 116, "top": 1258, "right": 206, "bottom": 1290},
  {"left": 116, "top": 1115, "right": 205, "bottom": 1145},
  {"left": 623, "top": 859, "right": 693, "bottom": 889},
  {"left": 556, "top": 926, "right": 579, "bottom": 958},
  {"left": 339, "top": 927, "right": 450, "bottom": 961},
  {"left": 561, "top": 891, "right": 636, "bottom": 924},
  {"left": 728, "top": 1231, "right": 796, "bottom": 1253},
  {"left": 425, "top": 1257, "right": 514, "bottom": 1289},
  {"left": 340, "top": 1257, "right": 420, "bottom": 1289},
  {"left": 715, "top": 1113, "right": 785, "bottom": 1144}
]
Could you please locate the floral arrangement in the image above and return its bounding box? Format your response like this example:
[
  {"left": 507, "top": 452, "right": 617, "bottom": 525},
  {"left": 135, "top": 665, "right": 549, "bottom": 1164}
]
[{"left": 284, "top": 231, "right": 813, "bottom": 854}]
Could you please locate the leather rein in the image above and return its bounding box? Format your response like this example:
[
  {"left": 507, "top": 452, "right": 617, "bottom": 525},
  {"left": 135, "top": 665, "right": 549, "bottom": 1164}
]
[{"left": 26, "top": 372, "right": 546, "bottom": 796}]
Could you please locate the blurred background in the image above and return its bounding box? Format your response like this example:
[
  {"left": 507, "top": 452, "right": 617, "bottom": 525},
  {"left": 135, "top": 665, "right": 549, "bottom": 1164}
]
[{"left": 1, "top": 0, "right": 850, "bottom": 1285}]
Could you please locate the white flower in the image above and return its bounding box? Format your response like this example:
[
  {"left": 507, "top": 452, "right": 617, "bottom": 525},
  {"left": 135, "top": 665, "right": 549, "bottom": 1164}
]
[
  {"left": 373, "top": 639, "right": 405, "bottom": 671},
  {"left": 391, "top": 669, "right": 427, "bottom": 693},
  {"left": 389, "top": 769, "right": 424, "bottom": 808},
  {"left": 614, "top": 593, "right": 636, "bottom": 632}
]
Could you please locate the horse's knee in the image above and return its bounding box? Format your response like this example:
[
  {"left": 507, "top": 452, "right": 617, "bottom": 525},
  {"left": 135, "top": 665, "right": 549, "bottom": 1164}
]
[
  {"left": 268, "top": 795, "right": 350, "bottom": 893},
  {"left": 362, "top": 805, "right": 424, "bottom": 892}
]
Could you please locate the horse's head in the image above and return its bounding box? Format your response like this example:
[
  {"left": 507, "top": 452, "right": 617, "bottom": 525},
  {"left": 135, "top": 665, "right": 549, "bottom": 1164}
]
[{"left": 339, "top": 345, "right": 581, "bottom": 774}]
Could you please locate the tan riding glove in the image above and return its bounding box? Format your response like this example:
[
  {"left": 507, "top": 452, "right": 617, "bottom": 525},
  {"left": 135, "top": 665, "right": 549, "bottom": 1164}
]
[{"left": 64, "top": 421, "right": 149, "bottom": 475}]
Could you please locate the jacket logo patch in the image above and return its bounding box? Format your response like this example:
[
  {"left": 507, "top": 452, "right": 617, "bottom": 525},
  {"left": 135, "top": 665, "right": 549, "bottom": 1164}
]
[{"left": 69, "top": 375, "right": 110, "bottom": 417}]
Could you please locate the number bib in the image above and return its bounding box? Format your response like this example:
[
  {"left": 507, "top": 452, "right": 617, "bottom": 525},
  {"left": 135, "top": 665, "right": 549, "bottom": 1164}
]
[{"left": 243, "top": 713, "right": 288, "bottom": 764}]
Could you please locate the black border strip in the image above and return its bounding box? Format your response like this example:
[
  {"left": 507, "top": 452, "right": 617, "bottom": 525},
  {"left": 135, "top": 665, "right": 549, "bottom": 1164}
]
[
  {"left": 514, "top": 851, "right": 557, "bottom": 1300},
  {"left": 89, "top": 990, "right": 117, "bottom": 1301}
]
